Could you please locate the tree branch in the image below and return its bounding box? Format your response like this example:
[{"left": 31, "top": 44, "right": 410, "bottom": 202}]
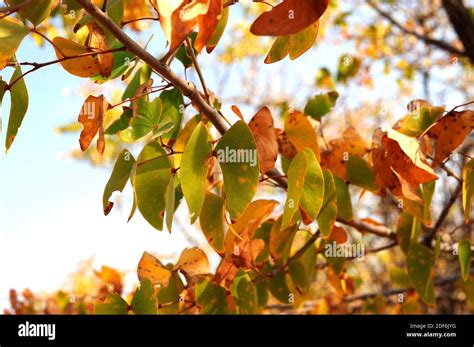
[
  {"left": 442, "top": 0, "right": 474, "bottom": 63},
  {"left": 422, "top": 181, "right": 462, "bottom": 246},
  {"left": 0, "top": 0, "right": 31, "bottom": 14},
  {"left": 337, "top": 217, "right": 397, "bottom": 239},
  {"left": 366, "top": 0, "right": 467, "bottom": 58},
  {"left": 75, "top": 0, "right": 290, "bottom": 189},
  {"left": 344, "top": 269, "right": 473, "bottom": 302}
]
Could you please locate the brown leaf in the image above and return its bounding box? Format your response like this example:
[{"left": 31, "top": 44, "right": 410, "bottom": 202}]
[
  {"left": 321, "top": 126, "right": 369, "bottom": 179},
  {"left": 275, "top": 128, "right": 298, "bottom": 159},
  {"left": 328, "top": 225, "right": 348, "bottom": 245},
  {"left": 250, "top": 0, "right": 329, "bottom": 36},
  {"left": 78, "top": 95, "right": 109, "bottom": 155},
  {"left": 426, "top": 110, "right": 474, "bottom": 166},
  {"left": 385, "top": 129, "right": 437, "bottom": 185},
  {"left": 156, "top": 0, "right": 211, "bottom": 51},
  {"left": 249, "top": 106, "right": 279, "bottom": 174},
  {"left": 87, "top": 22, "right": 114, "bottom": 78},
  {"left": 195, "top": 0, "right": 223, "bottom": 52}
]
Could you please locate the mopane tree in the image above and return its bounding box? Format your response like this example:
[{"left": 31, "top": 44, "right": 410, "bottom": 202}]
[{"left": 1, "top": 0, "right": 473, "bottom": 314}]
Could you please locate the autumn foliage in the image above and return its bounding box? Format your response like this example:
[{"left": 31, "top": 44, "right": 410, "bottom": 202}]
[{"left": 1, "top": 0, "right": 473, "bottom": 314}]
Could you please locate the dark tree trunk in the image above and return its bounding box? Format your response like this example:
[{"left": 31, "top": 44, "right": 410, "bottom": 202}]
[{"left": 442, "top": 0, "right": 474, "bottom": 63}]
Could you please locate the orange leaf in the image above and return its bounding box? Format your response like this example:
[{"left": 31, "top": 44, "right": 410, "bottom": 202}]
[
  {"left": 250, "top": 0, "right": 329, "bottom": 37},
  {"left": 231, "top": 105, "right": 245, "bottom": 121},
  {"left": 87, "top": 22, "right": 114, "bottom": 78},
  {"left": 156, "top": 0, "right": 210, "bottom": 51},
  {"left": 385, "top": 129, "right": 437, "bottom": 185},
  {"left": 328, "top": 225, "right": 348, "bottom": 245},
  {"left": 78, "top": 95, "right": 109, "bottom": 155},
  {"left": 53, "top": 37, "right": 101, "bottom": 78},
  {"left": 195, "top": 0, "right": 223, "bottom": 52},
  {"left": 275, "top": 128, "right": 298, "bottom": 159},
  {"left": 321, "top": 126, "right": 369, "bottom": 179},
  {"left": 249, "top": 107, "right": 279, "bottom": 174},
  {"left": 426, "top": 110, "right": 474, "bottom": 166}
]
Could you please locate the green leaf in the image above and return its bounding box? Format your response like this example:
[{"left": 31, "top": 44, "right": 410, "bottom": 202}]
[
  {"left": 462, "top": 159, "right": 474, "bottom": 224},
  {"left": 334, "top": 175, "right": 353, "bottom": 221},
  {"left": 396, "top": 212, "right": 415, "bottom": 254},
  {"left": 254, "top": 221, "right": 273, "bottom": 264},
  {"left": 0, "top": 77, "right": 7, "bottom": 103},
  {"left": 92, "top": 49, "right": 135, "bottom": 83},
  {"left": 231, "top": 270, "right": 258, "bottom": 314},
  {"left": 133, "top": 141, "right": 172, "bottom": 231},
  {"left": 122, "top": 64, "right": 152, "bottom": 101},
  {"left": 105, "top": 109, "right": 132, "bottom": 135},
  {"left": 256, "top": 281, "right": 269, "bottom": 307},
  {"left": 346, "top": 155, "right": 379, "bottom": 192},
  {"left": 180, "top": 123, "right": 212, "bottom": 223},
  {"left": 304, "top": 91, "right": 339, "bottom": 120},
  {"left": 434, "top": 235, "right": 441, "bottom": 265},
  {"left": 7, "top": 0, "right": 55, "bottom": 26},
  {"left": 103, "top": 149, "right": 136, "bottom": 215},
  {"left": 337, "top": 54, "right": 361, "bottom": 83},
  {"left": 390, "top": 267, "right": 410, "bottom": 288},
  {"left": 269, "top": 217, "right": 298, "bottom": 261},
  {"left": 407, "top": 243, "right": 435, "bottom": 305},
  {"left": 206, "top": 6, "right": 229, "bottom": 53},
  {"left": 422, "top": 181, "right": 436, "bottom": 225},
  {"left": 265, "top": 22, "right": 319, "bottom": 64},
  {"left": 106, "top": 0, "right": 124, "bottom": 25},
  {"left": 299, "top": 148, "right": 325, "bottom": 221},
  {"left": 267, "top": 268, "right": 291, "bottom": 304},
  {"left": 160, "top": 88, "right": 184, "bottom": 142},
  {"left": 397, "top": 105, "right": 445, "bottom": 137},
  {"left": 199, "top": 193, "right": 225, "bottom": 254},
  {"left": 120, "top": 98, "right": 174, "bottom": 141},
  {"left": 94, "top": 293, "right": 129, "bottom": 314},
  {"left": 176, "top": 32, "right": 198, "bottom": 68},
  {"left": 282, "top": 151, "right": 307, "bottom": 229},
  {"left": 165, "top": 174, "right": 176, "bottom": 232},
  {"left": 289, "top": 231, "right": 317, "bottom": 293},
  {"left": 6, "top": 63, "right": 29, "bottom": 152},
  {"left": 131, "top": 278, "right": 158, "bottom": 314},
  {"left": 215, "top": 121, "right": 259, "bottom": 218},
  {"left": 317, "top": 170, "right": 337, "bottom": 238},
  {"left": 459, "top": 240, "right": 472, "bottom": 282},
  {"left": 195, "top": 278, "right": 229, "bottom": 314},
  {"left": 157, "top": 272, "right": 184, "bottom": 314},
  {"left": 0, "top": 18, "right": 29, "bottom": 69}
]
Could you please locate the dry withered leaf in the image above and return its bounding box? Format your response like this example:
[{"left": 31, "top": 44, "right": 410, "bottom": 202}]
[
  {"left": 78, "top": 95, "right": 109, "bottom": 155},
  {"left": 385, "top": 129, "right": 437, "bottom": 185},
  {"left": 155, "top": 0, "right": 222, "bottom": 52},
  {"left": 249, "top": 107, "right": 279, "bottom": 174},
  {"left": 87, "top": 22, "right": 114, "bottom": 78},
  {"left": 426, "top": 110, "right": 474, "bottom": 166},
  {"left": 275, "top": 128, "right": 298, "bottom": 159}
]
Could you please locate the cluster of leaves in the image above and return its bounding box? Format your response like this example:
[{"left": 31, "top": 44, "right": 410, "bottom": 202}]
[
  {"left": 1, "top": 0, "right": 473, "bottom": 314},
  {"left": 4, "top": 263, "right": 124, "bottom": 314}
]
